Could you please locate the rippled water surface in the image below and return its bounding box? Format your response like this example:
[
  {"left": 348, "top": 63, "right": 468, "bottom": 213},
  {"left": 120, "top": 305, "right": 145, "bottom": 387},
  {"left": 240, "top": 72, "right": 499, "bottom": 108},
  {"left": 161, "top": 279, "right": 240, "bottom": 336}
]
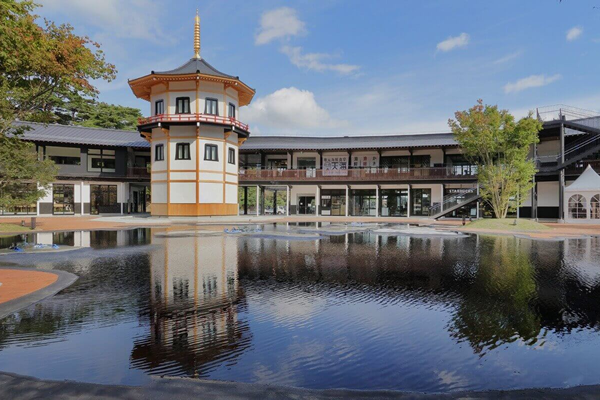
[{"left": 1, "top": 225, "right": 600, "bottom": 392}]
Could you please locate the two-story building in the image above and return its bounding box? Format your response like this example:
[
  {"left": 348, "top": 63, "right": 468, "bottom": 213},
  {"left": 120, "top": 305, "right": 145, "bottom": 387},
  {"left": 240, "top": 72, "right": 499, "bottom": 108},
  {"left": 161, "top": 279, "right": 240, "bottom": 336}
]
[{"left": 4, "top": 121, "right": 151, "bottom": 216}]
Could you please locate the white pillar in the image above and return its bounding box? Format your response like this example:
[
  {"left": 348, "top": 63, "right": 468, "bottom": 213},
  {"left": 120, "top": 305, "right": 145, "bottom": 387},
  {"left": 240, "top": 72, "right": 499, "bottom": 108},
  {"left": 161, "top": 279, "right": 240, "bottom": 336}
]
[
  {"left": 440, "top": 184, "right": 444, "bottom": 212},
  {"left": 407, "top": 184, "right": 411, "bottom": 218},
  {"left": 256, "top": 185, "right": 260, "bottom": 216},
  {"left": 120, "top": 182, "right": 124, "bottom": 215},
  {"left": 80, "top": 181, "right": 84, "bottom": 215},
  {"left": 345, "top": 185, "right": 349, "bottom": 216},
  {"left": 375, "top": 185, "right": 380, "bottom": 217},
  {"left": 286, "top": 185, "right": 290, "bottom": 216},
  {"left": 316, "top": 186, "right": 321, "bottom": 216}
]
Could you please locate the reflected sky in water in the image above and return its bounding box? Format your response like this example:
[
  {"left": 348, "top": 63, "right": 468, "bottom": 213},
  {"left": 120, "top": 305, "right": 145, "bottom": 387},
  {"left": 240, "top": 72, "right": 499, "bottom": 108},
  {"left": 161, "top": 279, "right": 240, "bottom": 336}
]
[{"left": 0, "top": 225, "right": 600, "bottom": 392}]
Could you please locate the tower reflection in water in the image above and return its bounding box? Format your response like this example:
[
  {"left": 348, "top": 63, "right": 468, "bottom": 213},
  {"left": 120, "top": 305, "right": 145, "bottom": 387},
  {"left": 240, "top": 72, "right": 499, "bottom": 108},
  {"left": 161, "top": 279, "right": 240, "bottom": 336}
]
[{"left": 130, "top": 233, "right": 252, "bottom": 377}]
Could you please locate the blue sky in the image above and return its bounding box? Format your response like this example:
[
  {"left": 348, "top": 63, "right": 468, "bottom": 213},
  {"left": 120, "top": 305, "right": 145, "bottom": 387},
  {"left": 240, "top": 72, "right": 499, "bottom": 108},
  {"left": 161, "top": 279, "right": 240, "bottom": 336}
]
[{"left": 37, "top": 0, "right": 600, "bottom": 136}]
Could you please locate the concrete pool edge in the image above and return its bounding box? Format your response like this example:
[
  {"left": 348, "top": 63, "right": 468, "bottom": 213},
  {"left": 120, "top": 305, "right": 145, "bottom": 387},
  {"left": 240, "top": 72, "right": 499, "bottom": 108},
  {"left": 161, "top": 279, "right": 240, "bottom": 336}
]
[
  {"left": 1, "top": 372, "right": 600, "bottom": 400},
  {"left": 0, "top": 268, "right": 78, "bottom": 320}
]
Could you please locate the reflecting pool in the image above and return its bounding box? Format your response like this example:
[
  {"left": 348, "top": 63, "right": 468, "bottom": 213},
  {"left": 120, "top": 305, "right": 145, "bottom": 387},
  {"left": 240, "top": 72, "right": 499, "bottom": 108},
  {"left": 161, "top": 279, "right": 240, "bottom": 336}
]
[{"left": 1, "top": 225, "right": 600, "bottom": 393}]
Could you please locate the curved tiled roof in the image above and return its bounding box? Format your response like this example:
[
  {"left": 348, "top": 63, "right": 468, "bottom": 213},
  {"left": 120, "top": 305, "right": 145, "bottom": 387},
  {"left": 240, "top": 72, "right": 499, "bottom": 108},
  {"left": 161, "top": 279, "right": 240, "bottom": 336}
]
[
  {"left": 13, "top": 121, "right": 150, "bottom": 148},
  {"left": 153, "top": 57, "right": 237, "bottom": 79},
  {"left": 241, "top": 133, "right": 457, "bottom": 151}
]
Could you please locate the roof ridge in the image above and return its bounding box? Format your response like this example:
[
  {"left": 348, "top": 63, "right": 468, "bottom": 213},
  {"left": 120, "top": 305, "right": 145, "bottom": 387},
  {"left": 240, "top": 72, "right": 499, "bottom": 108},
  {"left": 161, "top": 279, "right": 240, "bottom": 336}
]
[{"left": 15, "top": 120, "right": 137, "bottom": 134}]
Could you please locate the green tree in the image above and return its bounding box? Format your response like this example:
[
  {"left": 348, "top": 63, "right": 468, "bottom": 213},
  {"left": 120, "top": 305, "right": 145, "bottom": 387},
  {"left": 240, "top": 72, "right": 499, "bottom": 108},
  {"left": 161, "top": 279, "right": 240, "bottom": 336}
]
[
  {"left": 0, "top": 136, "right": 57, "bottom": 209},
  {"left": 76, "top": 102, "right": 142, "bottom": 130},
  {"left": 448, "top": 100, "right": 542, "bottom": 218},
  {"left": 0, "top": 0, "right": 116, "bottom": 207}
]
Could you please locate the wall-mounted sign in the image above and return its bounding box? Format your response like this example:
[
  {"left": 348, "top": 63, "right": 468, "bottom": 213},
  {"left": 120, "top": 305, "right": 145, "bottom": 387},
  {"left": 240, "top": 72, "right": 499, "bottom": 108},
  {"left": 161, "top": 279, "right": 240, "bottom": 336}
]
[{"left": 323, "top": 156, "right": 348, "bottom": 176}]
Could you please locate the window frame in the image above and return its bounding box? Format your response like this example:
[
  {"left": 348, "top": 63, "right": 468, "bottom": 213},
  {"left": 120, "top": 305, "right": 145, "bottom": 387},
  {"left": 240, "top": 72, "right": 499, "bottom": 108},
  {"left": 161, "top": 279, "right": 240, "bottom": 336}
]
[
  {"left": 228, "top": 102, "right": 236, "bottom": 119},
  {"left": 205, "top": 98, "right": 219, "bottom": 115},
  {"left": 154, "top": 99, "right": 164, "bottom": 115},
  {"left": 155, "top": 144, "right": 164, "bottom": 161},
  {"left": 175, "top": 97, "right": 191, "bottom": 114},
  {"left": 204, "top": 144, "right": 219, "bottom": 162},
  {"left": 228, "top": 147, "right": 236, "bottom": 164},
  {"left": 175, "top": 143, "right": 191, "bottom": 160}
]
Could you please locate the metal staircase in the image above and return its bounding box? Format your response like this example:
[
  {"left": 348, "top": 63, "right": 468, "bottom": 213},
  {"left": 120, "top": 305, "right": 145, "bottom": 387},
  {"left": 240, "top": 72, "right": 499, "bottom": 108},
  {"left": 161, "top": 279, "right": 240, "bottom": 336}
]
[
  {"left": 537, "top": 120, "right": 600, "bottom": 173},
  {"left": 428, "top": 187, "right": 481, "bottom": 219}
]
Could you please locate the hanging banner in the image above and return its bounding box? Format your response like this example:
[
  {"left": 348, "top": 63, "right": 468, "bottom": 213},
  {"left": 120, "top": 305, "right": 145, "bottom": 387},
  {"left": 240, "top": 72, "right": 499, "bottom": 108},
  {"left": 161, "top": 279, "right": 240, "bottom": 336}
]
[{"left": 322, "top": 156, "right": 348, "bottom": 176}]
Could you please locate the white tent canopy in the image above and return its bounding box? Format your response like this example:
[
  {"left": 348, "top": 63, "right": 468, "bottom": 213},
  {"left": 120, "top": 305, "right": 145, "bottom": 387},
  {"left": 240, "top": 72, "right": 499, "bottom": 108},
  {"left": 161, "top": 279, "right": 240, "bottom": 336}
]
[
  {"left": 564, "top": 165, "right": 600, "bottom": 222},
  {"left": 565, "top": 165, "right": 600, "bottom": 192}
]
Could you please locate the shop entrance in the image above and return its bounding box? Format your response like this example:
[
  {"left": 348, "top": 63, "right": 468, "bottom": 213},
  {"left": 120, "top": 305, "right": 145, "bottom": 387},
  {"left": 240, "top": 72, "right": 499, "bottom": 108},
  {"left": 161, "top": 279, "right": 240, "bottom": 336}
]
[{"left": 298, "top": 196, "right": 316, "bottom": 215}]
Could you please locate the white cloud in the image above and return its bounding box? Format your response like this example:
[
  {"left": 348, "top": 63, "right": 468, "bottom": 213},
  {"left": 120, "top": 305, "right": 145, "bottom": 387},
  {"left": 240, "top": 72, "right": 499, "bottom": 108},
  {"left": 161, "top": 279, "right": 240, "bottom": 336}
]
[
  {"left": 436, "top": 33, "right": 470, "bottom": 52},
  {"left": 504, "top": 74, "right": 561, "bottom": 94},
  {"left": 492, "top": 50, "right": 523, "bottom": 65},
  {"left": 39, "top": 0, "right": 165, "bottom": 42},
  {"left": 566, "top": 26, "right": 583, "bottom": 41},
  {"left": 280, "top": 46, "right": 360, "bottom": 75},
  {"left": 241, "top": 87, "right": 348, "bottom": 134},
  {"left": 255, "top": 7, "right": 306, "bottom": 45}
]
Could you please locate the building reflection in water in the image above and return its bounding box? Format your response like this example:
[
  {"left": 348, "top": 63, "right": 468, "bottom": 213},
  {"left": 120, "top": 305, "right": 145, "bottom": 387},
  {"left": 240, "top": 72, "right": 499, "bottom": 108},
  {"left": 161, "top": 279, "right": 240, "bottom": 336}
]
[{"left": 130, "top": 233, "right": 251, "bottom": 377}]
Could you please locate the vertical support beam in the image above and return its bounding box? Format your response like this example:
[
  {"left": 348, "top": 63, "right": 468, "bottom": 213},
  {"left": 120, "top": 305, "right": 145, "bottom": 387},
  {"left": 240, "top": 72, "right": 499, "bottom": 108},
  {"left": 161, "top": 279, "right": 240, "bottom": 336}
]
[
  {"left": 407, "top": 184, "right": 411, "bottom": 218},
  {"left": 196, "top": 125, "right": 200, "bottom": 215},
  {"left": 80, "top": 181, "right": 84, "bottom": 215},
  {"left": 560, "top": 122, "right": 565, "bottom": 165},
  {"left": 256, "top": 185, "right": 260, "bottom": 216},
  {"left": 244, "top": 186, "right": 248, "bottom": 215},
  {"left": 440, "top": 183, "right": 444, "bottom": 212},
  {"left": 316, "top": 185, "right": 321, "bottom": 216},
  {"left": 120, "top": 182, "right": 124, "bottom": 215},
  {"left": 476, "top": 183, "right": 480, "bottom": 219},
  {"left": 286, "top": 185, "right": 290, "bottom": 216},
  {"left": 273, "top": 189, "right": 277, "bottom": 216},
  {"left": 345, "top": 185, "right": 349, "bottom": 216},
  {"left": 559, "top": 170, "right": 565, "bottom": 221},
  {"left": 375, "top": 185, "right": 380, "bottom": 217}
]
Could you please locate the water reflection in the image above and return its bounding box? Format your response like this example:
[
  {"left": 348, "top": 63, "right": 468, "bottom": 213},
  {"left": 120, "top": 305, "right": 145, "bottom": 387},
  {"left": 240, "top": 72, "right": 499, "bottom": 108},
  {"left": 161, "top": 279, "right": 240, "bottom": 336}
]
[
  {"left": 449, "top": 237, "right": 541, "bottom": 355},
  {"left": 130, "top": 234, "right": 252, "bottom": 377},
  {"left": 1, "top": 227, "right": 600, "bottom": 392}
]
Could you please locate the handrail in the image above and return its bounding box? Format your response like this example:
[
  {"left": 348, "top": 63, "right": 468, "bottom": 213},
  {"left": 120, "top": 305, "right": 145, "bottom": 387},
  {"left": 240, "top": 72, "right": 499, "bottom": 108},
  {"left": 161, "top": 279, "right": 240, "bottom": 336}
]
[
  {"left": 239, "top": 167, "right": 477, "bottom": 182},
  {"left": 138, "top": 113, "right": 250, "bottom": 132},
  {"left": 428, "top": 187, "right": 477, "bottom": 216}
]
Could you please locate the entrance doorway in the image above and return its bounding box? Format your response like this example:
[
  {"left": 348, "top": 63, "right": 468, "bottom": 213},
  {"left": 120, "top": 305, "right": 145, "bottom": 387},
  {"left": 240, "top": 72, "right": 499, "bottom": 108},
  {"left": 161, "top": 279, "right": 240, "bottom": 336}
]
[
  {"left": 131, "top": 185, "right": 149, "bottom": 213},
  {"left": 298, "top": 196, "right": 316, "bottom": 215},
  {"left": 411, "top": 188, "right": 431, "bottom": 216}
]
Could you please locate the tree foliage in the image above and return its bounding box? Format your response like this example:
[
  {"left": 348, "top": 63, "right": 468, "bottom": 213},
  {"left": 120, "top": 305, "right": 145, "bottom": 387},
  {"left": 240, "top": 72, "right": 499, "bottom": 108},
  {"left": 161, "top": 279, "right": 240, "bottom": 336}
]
[
  {"left": 0, "top": 0, "right": 116, "bottom": 207},
  {"left": 0, "top": 136, "right": 57, "bottom": 209},
  {"left": 449, "top": 100, "right": 542, "bottom": 219},
  {"left": 0, "top": 0, "right": 116, "bottom": 132},
  {"left": 76, "top": 102, "right": 142, "bottom": 131}
]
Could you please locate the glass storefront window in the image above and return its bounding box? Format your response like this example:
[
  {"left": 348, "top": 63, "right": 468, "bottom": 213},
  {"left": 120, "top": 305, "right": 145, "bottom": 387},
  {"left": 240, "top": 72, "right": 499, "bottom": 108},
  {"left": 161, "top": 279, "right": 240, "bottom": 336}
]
[
  {"left": 90, "top": 185, "right": 118, "bottom": 214},
  {"left": 349, "top": 189, "right": 376, "bottom": 216},
  {"left": 320, "top": 190, "right": 346, "bottom": 216},
  {"left": 411, "top": 188, "right": 431, "bottom": 216},
  {"left": 53, "top": 184, "right": 75, "bottom": 215},
  {"left": 380, "top": 189, "right": 408, "bottom": 217}
]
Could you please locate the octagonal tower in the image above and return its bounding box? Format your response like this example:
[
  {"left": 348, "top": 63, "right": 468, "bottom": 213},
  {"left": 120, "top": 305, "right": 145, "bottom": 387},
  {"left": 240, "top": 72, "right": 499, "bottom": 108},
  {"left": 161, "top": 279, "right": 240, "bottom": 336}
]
[{"left": 129, "top": 11, "right": 255, "bottom": 216}]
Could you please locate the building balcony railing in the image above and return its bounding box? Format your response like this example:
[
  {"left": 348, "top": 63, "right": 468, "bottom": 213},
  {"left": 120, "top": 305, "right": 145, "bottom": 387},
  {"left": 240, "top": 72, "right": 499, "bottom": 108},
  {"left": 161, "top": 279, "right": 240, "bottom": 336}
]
[
  {"left": 127, "top": 166, "right": 151, "bottom": 179},
  {"left": 239, "top": 167, "right": 477, "bottom": 182},
  {"left": 137, "top": 113, "right": 249, "bottom": 132}
]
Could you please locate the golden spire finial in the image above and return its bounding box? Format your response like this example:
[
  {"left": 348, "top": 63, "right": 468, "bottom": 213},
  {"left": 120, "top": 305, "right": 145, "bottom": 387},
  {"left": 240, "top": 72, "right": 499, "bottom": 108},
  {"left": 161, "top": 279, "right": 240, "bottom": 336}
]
[{"left": 194, "top": 9, "right": 201, "bottom": 59}]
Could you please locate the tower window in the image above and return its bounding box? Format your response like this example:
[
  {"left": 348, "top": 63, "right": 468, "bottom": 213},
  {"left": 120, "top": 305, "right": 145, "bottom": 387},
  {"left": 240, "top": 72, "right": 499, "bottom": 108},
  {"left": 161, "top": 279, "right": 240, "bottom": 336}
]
[
  {"left": 155, "top": 100, "right": 164, "bottom": 115},
  {"left": 205, "top": 98, "right": 218, "bottom": 115},
  {"left": 228, "top": 148, "right": 235, "bottom": 164},
  {"left": 175, "top": 143, "right": 191, "bottom": 160},
  {"left": 228, "top": 103, "right": 236, "bottom": 119},
  {"left": 176, "top": 97, "right": 190, "bottom": 114},
  {"left": 204, "top": 144, "right": 219, "bottom": 161},
  {"left": 155, "top": 144, "right": 164, "bottom": 161}
]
